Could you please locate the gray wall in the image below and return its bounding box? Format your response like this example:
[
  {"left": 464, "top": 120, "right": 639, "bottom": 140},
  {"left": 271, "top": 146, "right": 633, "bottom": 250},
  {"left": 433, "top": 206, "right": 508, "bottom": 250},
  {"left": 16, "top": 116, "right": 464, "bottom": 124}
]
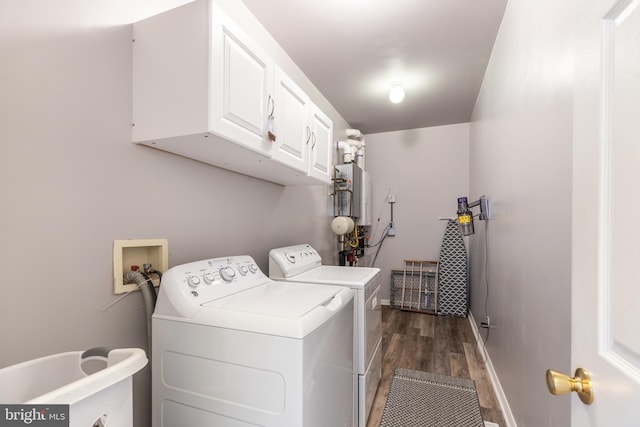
[
  {"left": 469, "top": 0, "right": 574, "bottom": 425},
  {"left": 364, "top": 123, "right": 470, "bottom": 301},
  {"left": 0, "top": 2, "right": 348, "bottom": 426}
]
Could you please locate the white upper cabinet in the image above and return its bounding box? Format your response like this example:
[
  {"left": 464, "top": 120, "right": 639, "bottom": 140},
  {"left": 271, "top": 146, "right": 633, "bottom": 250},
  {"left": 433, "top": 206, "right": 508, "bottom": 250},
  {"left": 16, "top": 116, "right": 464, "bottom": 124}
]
[{"left": 131, "top": 0, "right": 334, "bottom": 186}]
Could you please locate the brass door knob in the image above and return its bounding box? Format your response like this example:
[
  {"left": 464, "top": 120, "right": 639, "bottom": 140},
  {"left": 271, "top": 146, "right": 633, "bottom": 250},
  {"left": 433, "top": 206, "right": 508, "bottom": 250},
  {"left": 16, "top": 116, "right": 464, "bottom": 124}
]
[{"left": 546, "top": 368, "right": 594, "bottom": 405}]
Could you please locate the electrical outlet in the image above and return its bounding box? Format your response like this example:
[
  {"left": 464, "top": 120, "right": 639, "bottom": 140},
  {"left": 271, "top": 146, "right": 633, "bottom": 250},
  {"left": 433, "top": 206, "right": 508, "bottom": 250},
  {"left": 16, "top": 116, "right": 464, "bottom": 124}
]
[
  {"left": 113, "top": 239, "right": 168, "bottom": 294},
  {"left": 480, "top": 316, "right": 491, "bottom": 329}
]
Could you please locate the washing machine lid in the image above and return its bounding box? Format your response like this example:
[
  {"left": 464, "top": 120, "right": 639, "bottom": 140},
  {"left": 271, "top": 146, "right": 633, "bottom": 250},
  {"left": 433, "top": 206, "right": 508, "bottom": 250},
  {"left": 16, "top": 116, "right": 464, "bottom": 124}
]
[
  {"left": 280, "top": 265, "right": 380, "bottom": 289},
  {"left": 195, "top": 282, "right": 354, "bottom": 338}
]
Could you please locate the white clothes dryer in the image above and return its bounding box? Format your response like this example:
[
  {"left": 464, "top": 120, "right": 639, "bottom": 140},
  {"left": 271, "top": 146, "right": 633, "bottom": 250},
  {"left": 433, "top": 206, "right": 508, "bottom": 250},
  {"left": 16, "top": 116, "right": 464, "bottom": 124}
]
[
  {"left": 152, "top": 255, "right": 354, "bottom": 427},
  {"left": 269, "top": 244, "right": 382, "bottom": 427}
]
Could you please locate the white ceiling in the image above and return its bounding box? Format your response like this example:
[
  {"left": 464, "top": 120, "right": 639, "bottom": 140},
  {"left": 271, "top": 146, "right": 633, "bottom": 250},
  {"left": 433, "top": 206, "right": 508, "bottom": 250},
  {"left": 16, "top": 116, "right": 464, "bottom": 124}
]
[{"left": 242, "top": 0, "right": 508, "bottom": 134}]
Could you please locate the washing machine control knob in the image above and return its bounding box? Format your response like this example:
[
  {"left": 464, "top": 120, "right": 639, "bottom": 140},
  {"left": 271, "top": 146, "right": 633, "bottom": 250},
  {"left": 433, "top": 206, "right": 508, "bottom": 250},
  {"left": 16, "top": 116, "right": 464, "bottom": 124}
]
[
  {"left": 187, "top": 275, "right": 200, "bottom": 288},
  {"left": 248, "top": 263, "right": 258, "bottom": 273},
  {"left": 203, "top": 272, "right": 215, "bottom": 284},
  {"left": 220, "top": 267, "right": 236, "bottom": 282},
  {"left": 238, "top": 265, "right": 248, "bottom": 276}
]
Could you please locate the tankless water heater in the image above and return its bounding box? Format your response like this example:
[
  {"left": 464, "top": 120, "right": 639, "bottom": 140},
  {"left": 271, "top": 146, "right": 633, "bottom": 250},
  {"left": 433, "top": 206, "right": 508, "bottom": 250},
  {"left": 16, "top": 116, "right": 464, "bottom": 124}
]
[{"left": 335, "top": 163, "right": 362, "bottom": 219}]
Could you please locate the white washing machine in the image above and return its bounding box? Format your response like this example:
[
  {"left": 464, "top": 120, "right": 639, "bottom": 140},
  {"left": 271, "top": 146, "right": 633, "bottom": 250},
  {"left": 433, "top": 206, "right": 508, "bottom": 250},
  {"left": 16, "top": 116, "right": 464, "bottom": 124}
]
[
  {"left": 152, "top": 255, "right": 354, "bottom": 427},
  {"left": 269, "top": 244, "right": 382, "bottom": 427}
]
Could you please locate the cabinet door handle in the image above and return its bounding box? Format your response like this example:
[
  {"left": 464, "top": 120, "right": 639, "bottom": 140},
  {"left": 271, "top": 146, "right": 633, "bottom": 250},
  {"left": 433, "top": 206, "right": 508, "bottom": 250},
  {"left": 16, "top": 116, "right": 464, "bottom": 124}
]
[
  {"left": 306, "top": 126, "right": 311, "bottom": 144},
  {"left": 267, "top": 95, "right": 275, "bottom": 118},
  {"left": 266, "top": 95, "right": 276, "bottom": 142},
  {"left": 311, "top": 132, "right": 317, "bottom": 149}
]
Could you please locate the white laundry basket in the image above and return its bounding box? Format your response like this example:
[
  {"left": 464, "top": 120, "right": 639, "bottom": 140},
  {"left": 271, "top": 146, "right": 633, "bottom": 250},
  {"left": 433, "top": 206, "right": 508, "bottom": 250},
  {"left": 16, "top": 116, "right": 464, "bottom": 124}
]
[{"left": 0, "top": 347, "right": 147, "bottom": 427}]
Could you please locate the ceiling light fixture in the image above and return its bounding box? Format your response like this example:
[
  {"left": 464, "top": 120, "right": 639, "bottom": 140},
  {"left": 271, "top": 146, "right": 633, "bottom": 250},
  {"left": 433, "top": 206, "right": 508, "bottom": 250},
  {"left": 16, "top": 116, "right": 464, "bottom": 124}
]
[{"left": 388, "top": 82, "right": 405, "bottom": 104}]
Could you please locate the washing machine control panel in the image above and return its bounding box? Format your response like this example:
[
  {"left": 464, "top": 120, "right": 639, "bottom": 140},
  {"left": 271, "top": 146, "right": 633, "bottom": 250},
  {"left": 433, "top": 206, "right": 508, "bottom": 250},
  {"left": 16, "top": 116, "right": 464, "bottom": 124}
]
[
  {"left": 157, "top": 256, "right": 269, "bottom": 317},
  {"left": 269, "top": 244, "right": 323, "bottom": 278}
]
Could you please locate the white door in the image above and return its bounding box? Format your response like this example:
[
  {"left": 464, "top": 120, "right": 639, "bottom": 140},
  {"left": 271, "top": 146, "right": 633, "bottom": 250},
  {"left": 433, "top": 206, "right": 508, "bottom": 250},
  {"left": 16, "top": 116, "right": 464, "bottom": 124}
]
[{"left": 571, "top": 0, "right": 640, "bottom": 424}]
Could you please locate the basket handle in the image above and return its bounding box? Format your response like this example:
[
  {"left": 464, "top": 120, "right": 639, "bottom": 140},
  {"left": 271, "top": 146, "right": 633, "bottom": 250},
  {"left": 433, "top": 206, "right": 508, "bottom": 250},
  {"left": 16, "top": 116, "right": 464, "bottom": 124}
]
[{"left": 81, "top": 347, "right": 111, "bottom": 360}]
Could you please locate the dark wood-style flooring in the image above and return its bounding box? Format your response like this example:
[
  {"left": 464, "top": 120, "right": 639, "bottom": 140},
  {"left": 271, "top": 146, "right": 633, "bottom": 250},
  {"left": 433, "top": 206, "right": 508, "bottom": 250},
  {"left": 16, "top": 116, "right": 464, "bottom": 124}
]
[{"left": 366, "top": 306, "right": 506, "bottom": 427}]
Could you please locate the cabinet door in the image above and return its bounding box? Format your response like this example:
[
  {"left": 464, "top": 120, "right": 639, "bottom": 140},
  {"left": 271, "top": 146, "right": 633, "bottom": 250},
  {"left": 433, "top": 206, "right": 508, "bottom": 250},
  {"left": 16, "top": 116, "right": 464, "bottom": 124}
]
[
  {"left": 309, "top": 104, "right": 333, "bottom": 183},
  {"left": 210, "top": 4, "right": 274, "bottom": 155},
  {"left": 271, "top": 66, "right": 310, "bottom": 173}
]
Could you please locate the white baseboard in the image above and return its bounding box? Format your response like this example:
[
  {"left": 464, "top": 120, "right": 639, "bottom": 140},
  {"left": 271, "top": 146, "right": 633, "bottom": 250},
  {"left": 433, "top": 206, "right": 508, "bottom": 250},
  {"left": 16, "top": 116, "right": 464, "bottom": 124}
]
[{"left": 468, "top": 312, "right": 518, "bottom": 427}]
